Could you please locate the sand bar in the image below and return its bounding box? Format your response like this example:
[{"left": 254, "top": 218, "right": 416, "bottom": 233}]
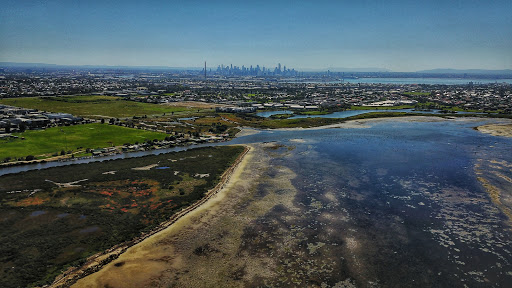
[{"left": 476, "top": 123, "right": 512, "bottom": 138}]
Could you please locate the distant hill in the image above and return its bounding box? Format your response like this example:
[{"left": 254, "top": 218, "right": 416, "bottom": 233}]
[
  {"left": 303, "top": 67, "right": 391, "bottom": 72},
  {"left": 1, "top": 62, "right": 510, "bottom": 76},
  {"left": 0, "top": 62, "right": 59, "bottom": 68},
  {"left": 0, "top": 62, "right": 202, "bottom": 70},
  {"left": 416, "top": 68, "right": 512, "bottom": 75}
]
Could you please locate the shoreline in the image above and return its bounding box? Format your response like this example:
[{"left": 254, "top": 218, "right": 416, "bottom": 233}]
[
  {"left": 475, "top": 123, "right": 512, "bottom": 138},
  {"left": 2, "top": 115, "right": 510, "bottom": 169},
  {"left": 50, "top": 145, "right": 251, "bottom": 288},
  {"left": 29, "top": 116, "right": 512, "bottom": 287},
  {"left": 256, "top": 115, "right": 512, "bottom": 133},
  {"left": 70, "top": 142, "right": 293, "bottom": 288},
  {"left": 254, "top": 115, "right": 484, "bottom": 132}
]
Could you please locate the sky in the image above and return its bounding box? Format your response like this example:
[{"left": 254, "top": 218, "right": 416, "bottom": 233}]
[{"left": 1, "top": 0, "right": 511, "bottom": 71}]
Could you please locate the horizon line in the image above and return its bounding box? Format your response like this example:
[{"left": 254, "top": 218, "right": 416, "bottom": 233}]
[{"left": 1, "top": 61, "right": 512, "bottom": 74}]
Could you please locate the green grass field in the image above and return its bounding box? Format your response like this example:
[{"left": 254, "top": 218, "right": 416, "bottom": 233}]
[
  {"left": 350, "top": 105, "right": 415, "bottom": 110},
  {"left": 297, "top": 110, "right": 331, "bottom": 115},
  {"left": 0, "top": 123, "right": 167, "bottom": 160},
  {"left": 0, "top": 96, "right": 190, "bottom": 118}
]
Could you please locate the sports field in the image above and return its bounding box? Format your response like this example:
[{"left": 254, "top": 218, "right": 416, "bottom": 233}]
[
  {"left": 0, "top": 96, "right": 190, "bottom": 118},
  {"left": 0, "top": 123, "right": 167, "bottom": 160}
]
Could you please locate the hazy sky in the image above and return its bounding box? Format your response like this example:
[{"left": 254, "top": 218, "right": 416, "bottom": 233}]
[{"left": 1, "top": 0, "right": 511, "bottom": 71}]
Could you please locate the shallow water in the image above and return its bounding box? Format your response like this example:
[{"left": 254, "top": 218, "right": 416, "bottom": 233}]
[
  {"left": 62, "top": 118, "right": 512, "bottom": 287},
  {"left": 283, "top": 77, "right": 512, "bottom": 85},
  {"left": 227, "top": 119, "right": 512, "bottom": 287},
  {"left": 30, "top": 210, "right": 47, "bottom": 217}
]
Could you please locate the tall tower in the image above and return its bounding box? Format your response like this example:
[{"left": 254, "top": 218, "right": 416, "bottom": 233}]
[{"left": 204, "top": 61, "right": 207, "bottom": 80}]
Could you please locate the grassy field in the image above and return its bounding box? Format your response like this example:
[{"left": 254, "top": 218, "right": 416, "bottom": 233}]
[
  {"left": 0, "top": 145, "right": 245, "bottom": 288},
  {"left": 350, "top": 105, "right": 415, "bottom": 110},
  {"left": 0, "top": 96, "right": 190, "bottom": 118},
  {"left": 219, "top": 113, "right": 345, "bottom": 129},
  {"left": 296, "top": 110, "right": 331, "bottom": 115},
  {"left": 0, "top": 123, "right": 167, "bottom": 160}
]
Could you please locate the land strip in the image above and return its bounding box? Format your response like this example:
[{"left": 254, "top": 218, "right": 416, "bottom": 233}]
[
  {"left": 50, "top": 145, "right": 250, "bottom": 288},
  {"left": 0, "top": 146, "right": 244, "bottom": 288}
]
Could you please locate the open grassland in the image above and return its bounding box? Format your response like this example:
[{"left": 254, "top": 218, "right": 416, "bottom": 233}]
[
  {"left": 296, "top": 110, "right": 331, "bottom": 115},
  {"left": 0, "top": 96, "right": 190, "bottom": 118},
  {"left": 162, "top": 100, "right": 222, "bottom": 109},
  {"left": 222, "top": 112, "right": 362, "bottom": 129},
  {"left": 350, "top": 105, "right": 416, "bottom": 110},
  {"left": 0, "top": 123, "right": 167, "bottom": 160},
  {"left": 0, "top": 145, "right": 245, "bottom": 288}
]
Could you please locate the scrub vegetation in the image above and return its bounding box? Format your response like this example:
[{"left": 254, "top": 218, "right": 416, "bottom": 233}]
[{"left": 0, "top": 145, "right": 244, "bottom": 288}]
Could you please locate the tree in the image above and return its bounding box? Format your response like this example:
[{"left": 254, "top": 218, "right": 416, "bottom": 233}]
[
  {"left": 100, "top": 118, "right": 105, "bottom": 124},
  {"left": 18, "top": 123, "right": 26, "bottom": 132}
]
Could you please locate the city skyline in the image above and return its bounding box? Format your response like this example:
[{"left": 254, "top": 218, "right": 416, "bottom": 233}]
[{"left": 1, "top": 0, "right": 511, "bottom": 71}]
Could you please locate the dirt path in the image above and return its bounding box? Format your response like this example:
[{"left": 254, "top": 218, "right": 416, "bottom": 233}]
[{"left": 50, "top": 145, "right": 251, "bottom": 288}]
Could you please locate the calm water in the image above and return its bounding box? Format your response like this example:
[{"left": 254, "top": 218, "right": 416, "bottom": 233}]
[
  {"left": 0, "top": 143, "right": 217, "bottom": 176},
  {"left": 230, "top": 119, "right": 512, "bottom": 287},
  {"left": 257, "top": 109, "right": 480, "bottom": 119},
  {"left": 285, "top": 77, "right": 512, "bottom": 85}
]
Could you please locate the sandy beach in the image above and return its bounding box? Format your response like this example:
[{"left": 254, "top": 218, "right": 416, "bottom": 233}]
[
  {"left": 51, "top": 145, "right": 251, "bottom": 288},
  {"left": 69, "top": 143, "right": 300, "bottom": 287}
]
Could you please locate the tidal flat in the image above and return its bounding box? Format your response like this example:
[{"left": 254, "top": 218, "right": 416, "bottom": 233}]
[{"left": 73, "top": 117, "right": 512, "bottom": 287}]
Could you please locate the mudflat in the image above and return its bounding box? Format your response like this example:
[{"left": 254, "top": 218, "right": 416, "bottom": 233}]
[
  {"left": 476, "top": 123, "right": 512, "bottom": 138},
  {"left": 72, "top": 143, "right": 295, "bottom": 287}
]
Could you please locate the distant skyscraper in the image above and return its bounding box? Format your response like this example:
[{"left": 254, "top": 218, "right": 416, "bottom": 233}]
[{"left": 211, "top": 63, "right": 295, "bottom": 77}]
